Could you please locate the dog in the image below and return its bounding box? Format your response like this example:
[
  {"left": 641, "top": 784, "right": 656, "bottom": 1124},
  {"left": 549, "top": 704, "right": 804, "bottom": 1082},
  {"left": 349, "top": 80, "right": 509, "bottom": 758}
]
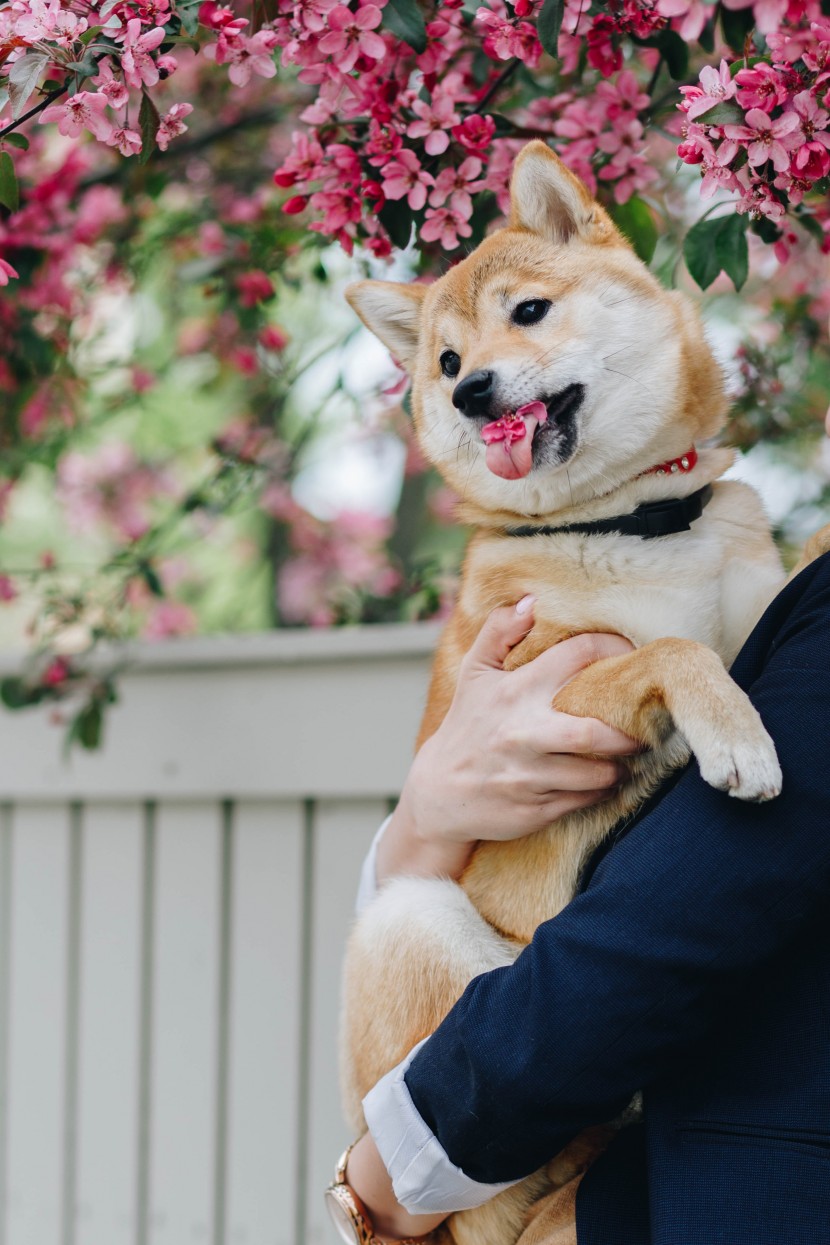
[{"left": 338, "top": 141, "right": 820, "bottom": 1245}]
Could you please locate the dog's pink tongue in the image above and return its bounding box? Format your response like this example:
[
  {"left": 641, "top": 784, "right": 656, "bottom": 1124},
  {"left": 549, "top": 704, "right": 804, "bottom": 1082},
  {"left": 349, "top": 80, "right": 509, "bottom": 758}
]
[{"left": 481, "top": 401, "right": 548, "bottom": 480}]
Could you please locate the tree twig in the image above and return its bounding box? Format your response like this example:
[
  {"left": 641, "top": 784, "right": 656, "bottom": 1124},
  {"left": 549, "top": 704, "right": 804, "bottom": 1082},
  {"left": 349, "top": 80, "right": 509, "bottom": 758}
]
[{"left": 0, "top": 83, "right": 68, "bottom": 140}]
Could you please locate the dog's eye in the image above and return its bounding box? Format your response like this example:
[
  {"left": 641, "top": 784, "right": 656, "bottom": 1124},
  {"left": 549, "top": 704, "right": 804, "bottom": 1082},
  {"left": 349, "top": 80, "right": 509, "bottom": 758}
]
[
  {"left": 512, "top": 299, "right": 551, "bottom": 326},
  {"left": 440, "top": 350, "right": 461, "bottom": 378}
]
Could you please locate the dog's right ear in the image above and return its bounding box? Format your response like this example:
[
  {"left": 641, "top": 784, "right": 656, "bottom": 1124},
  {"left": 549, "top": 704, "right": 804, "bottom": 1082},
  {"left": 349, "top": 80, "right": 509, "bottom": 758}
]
[
  {"left": 509, "top": 141, "right": 623, "bottom": 248},
  {"left": 345, "top": 281, "right": 427, "bottom": 372}
]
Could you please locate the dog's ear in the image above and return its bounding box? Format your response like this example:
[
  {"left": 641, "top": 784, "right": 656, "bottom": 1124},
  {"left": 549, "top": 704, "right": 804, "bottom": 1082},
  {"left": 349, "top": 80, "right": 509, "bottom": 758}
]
[
  {"left": 345, "top": 281, "right": 427, "bottom": 371},
  {"left": 509, "top": 141, "right": 625, "bottom": 248}
]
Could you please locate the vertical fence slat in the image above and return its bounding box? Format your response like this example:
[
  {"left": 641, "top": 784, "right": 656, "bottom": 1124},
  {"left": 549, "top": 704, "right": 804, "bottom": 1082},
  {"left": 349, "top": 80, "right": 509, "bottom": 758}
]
[
  {"left": 223, "top": 801, "right": 304, "bottom": 1245},
  {"left": 5, "top": 804, "right": 71, "bottom": 1245},
  {"left": 0, "top": 806, "right": 12, "bottom": 1245},
  {"left": 305, "top": 799, "right": 390, "bottom": 1245},
  {"left": 147, "top": 802, "right": 221, "bottom": 1245},
  {"left": 74, "top": 803, "right": 144, "bottom": 1245}
]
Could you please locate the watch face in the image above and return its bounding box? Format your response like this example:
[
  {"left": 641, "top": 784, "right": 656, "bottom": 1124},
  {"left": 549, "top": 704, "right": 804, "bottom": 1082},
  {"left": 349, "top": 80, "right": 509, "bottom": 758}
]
[{"left": 324, "top": 1187, "right": 361, "bottom": 1244}]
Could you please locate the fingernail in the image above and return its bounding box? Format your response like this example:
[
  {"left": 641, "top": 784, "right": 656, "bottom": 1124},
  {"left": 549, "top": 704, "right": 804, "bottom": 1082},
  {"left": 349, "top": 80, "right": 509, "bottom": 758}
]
[{"left": 516, "top": 594, "right": 535, "bottom": 616}]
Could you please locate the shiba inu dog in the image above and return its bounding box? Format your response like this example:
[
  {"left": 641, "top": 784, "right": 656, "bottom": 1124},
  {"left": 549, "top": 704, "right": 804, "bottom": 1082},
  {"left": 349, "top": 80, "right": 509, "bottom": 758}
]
[{"left": 337, "top": 142, "right": 820, "bottom": 1245}]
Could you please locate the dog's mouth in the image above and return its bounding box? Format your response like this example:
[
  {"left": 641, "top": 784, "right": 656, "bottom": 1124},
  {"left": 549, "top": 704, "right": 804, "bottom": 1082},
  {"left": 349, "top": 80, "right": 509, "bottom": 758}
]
[{"left": 480, "top": 384, "right": 584, "bottom": 480}]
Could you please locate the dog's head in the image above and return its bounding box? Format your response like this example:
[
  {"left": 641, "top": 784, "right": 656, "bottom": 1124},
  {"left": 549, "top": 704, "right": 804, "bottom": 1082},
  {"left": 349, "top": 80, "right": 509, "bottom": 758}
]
[{"left": 347, "top": 142, "right": 726, "bottom": 516}]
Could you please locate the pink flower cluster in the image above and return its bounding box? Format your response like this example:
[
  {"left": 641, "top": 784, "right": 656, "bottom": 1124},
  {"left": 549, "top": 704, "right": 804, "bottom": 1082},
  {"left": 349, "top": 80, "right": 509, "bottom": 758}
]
[
  {"left": 678, "top": 8, "right": 830, "bottom": 241},
  {"left": 0, "top": 0, "right": 279, "bottom": 178},
  {"left": 263, "top": 485, "right": 400, "bottom": 625},
  {"left": 56, "top": 443, "right": 176, "bottom": 542}
]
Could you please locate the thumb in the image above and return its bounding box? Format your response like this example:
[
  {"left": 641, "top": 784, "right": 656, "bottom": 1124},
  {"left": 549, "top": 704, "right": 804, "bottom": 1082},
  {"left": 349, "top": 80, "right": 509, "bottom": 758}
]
[{"left": 464, "top": 596, "right": 536, "bottom": 672}]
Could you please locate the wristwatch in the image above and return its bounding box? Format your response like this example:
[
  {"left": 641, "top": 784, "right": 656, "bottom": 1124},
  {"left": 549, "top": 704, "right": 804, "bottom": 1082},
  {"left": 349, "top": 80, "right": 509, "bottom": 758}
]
[{"left": 324, "top": 1142, "right": 431, "bottom": 1245}]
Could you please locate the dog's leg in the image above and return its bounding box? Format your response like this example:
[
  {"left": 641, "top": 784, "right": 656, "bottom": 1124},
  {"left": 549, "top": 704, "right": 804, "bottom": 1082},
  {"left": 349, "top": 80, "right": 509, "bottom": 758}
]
[
  {"left": 341, "top": 875, "right": 521, "bottom": 1129},
  {"left": 553, "top": 638, "right": 782, "bottom": 803},
  {"left": 788, "top": 521, "right": 830, "bottom": 582}
]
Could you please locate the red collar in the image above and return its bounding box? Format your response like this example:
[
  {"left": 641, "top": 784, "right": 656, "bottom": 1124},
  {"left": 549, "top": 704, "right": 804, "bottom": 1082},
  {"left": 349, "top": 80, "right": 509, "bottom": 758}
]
[{"left": 646, "top": 448, "right": 697, "bottom": 476}]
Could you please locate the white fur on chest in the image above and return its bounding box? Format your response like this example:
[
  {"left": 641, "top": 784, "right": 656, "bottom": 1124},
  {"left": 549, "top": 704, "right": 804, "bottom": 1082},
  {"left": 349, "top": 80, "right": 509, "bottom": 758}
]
[{"left": 465, "top": 482, "right": 785, "bottom": 668}]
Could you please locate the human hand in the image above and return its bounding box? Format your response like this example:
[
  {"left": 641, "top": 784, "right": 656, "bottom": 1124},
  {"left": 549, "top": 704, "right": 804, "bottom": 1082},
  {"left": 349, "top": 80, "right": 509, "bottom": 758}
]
[
  {"left": 376, "top": 598, "right": 638, "bottom": 886},
  {"left": 342, "top": 1131, "right": 445, "bottom": 1243}
]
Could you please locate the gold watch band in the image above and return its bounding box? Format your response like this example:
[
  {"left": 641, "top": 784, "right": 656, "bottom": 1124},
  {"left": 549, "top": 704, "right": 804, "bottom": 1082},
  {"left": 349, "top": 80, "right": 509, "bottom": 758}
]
[{"left": 330, "top": 1142, "right": 435, "bottom": 1245}]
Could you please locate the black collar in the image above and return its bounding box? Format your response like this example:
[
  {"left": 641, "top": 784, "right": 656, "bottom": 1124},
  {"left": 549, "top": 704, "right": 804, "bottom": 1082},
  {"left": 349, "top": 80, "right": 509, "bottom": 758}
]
[{"left": 505, "top": 484, "right": 714, "bottom": 541}]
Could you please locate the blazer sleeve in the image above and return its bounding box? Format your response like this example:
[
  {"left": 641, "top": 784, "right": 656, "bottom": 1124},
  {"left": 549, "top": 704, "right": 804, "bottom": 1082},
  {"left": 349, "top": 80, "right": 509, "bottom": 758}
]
[{"left": 402, "top": 559, "right": 830, "bottom": 1185}]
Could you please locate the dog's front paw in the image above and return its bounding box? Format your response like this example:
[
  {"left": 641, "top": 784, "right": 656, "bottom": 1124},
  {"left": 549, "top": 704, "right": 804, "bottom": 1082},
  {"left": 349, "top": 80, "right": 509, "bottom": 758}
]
[
  {"left": 676, "top": 702, "right": 781, "bottom": 796},
  {"left": 693, "top": 716, "right": 782, "bottom": 803}
]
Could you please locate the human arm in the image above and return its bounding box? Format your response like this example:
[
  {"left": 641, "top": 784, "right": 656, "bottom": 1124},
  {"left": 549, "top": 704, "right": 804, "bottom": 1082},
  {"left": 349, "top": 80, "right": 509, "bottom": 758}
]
[{"left": 350, "top": 554, "right": 830, "bottom": 1231}]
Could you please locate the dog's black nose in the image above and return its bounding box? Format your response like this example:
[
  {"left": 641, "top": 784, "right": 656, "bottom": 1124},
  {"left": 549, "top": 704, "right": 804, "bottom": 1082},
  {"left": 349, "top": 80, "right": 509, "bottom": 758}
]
[{"left": 452, "top": 369, "right": 494, "bottom": 418}]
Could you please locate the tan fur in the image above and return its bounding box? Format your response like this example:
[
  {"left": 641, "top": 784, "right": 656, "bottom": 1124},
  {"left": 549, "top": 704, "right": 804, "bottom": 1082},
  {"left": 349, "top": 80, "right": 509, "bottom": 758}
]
[{"left": 340, "top": 143, "right": 810, "bottom": 1245}]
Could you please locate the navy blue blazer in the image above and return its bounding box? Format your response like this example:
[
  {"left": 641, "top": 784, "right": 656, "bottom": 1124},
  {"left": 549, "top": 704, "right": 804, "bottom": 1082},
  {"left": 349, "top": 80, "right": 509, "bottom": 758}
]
[{"left": 404, "top": 552, "right": 830, "bottom": 1244}]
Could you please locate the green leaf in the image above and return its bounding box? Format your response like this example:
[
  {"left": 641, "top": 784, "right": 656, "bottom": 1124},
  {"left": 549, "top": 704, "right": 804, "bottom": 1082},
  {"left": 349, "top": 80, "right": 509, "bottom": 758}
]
[
  {"left": 177, "top": 0, "right": 202, "bottom": 36},
  {"left": 0, "top": 677, "right": 34, "bottom": 710},
  {"left": 537, "top": 0, "right": 565, "bottom": 57},
  {"left": 657, "top": 29, "right": 688, "bottom": 79},
  {"left": 698, "top": 17, "right": 715, "bottom": 53},
  {"left": 715, "top": 213, "right": 749, "bottom": 290},
  {"left": 3, "top": 133, "right": 29, "bottom": 151},
  {"left": 139, "top": 560, "right": 165, "bottom": 597},
  {"left": 8, "top": 51, "right": 49, "bottom": 119},
  {"left": 138, "top": 90, "right": 160, "bottom": 165},
  {"left": 382, "top": 0, "right": 427, "bottom": 52},
  {"left": 0, "top": 151, "right": 19, "bottom": 212},
  {"left": 720, "top": 2, "right": 754, "bottom": 52},
  {"left": 684, "top": 213, "right": 749, "bottom": 291},
  {"left": 701, "top": 100, "right": 744, "bottom": 126},
  {"left": 609, "top": 196, "right": 658, "bottom": 264},
  {"left": 378, "top": 199, "right": 415, "bottom": 250},
  {"left": 75, "top": 702, "right": 104, "bottom": 751}
]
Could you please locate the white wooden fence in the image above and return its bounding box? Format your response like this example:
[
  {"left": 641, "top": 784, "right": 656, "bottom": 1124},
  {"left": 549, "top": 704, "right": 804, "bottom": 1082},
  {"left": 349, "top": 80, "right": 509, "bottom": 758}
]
[{"left": 0, "top": 623, "right": 439, "bottom": 1245}]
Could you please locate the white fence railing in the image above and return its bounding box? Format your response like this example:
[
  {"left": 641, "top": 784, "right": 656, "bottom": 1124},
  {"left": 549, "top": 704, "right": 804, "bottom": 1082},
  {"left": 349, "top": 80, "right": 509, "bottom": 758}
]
[{"left": 0, "top": 623, "right": 439, "bottom": 1245}]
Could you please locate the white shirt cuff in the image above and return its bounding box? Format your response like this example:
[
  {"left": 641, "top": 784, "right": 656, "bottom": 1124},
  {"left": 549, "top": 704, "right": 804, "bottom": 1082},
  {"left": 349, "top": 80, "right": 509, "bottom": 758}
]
[
  {"left": 363, "top": 1041, "right": 520, "bottom": 1215},
  {"left": 355, "top": 815, "right": 391, "bottom": 914}
]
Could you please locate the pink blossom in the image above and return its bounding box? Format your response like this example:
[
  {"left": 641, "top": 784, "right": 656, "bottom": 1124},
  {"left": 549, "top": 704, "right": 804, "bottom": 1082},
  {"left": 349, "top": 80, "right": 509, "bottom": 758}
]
[
  {"left": 40, "top": 92, "right": 115, "bottom": 143},
  {"left": 365, "top": 120, "right": 403, "bottom": 168},
  {"left": 734, "top": 62, "right": 789, "bottom": 113},
  {"left": 0, "top": 575, "right": 16, "bottom": 603},
  {"left": 655, "top": 0, "right": 708, "bottom": 41},
  {"left": 274, "top": 131, "right": 325, "bottom": 187},
  {"left": 723, "top": 108, "right": 801, "bottom": 172},
  {"left": 0, "top": 258, "right": 19, "bottom": 286},
  {"left": 421, "top": 205, "right": 473, "bottom": 249},
  {"left": 13, "top": 0, "right": 87, "bottom": 47},
  {"left": 259, "top": 325, "right": 290, "bottom": 351},
  {"left": 156, "top": 102, "right": 194, "bottom": 151},
  {"left": 108, "top": 127, "right": 143, "bottom": 157},
  {"left": 452, "top": 114, "right": 496, "bottom": 152},
  {"left": 93, "top": 60, "right": 130, "bottom": 111},
  {"left": 318, "top": 5, "right": 386, "bottom": 73},
  {"left": 429, "top": 157, "right": 483, "bottom": 214},
  {"left": 381, "top": 150, "right": 434, "bottom": 211},
  {"left": 226, "top": 29, "right": 279, "bottom": 87},
  {"left": 235, "top": 269, "right": 275, "bottom": 307},
  {"left": 120, "top": 19, "right": 167, "bottom": 89},
  {"left": 143, "top": 600, "right": 198, "bottom": 640},
  {"left": 683, "top": 60, "right": 737, "bottom": 120},
  {"left": 407, "top": 94, "right": 461, "bottom": 156},
  {"left": 476, "top": 8, "right": 542, "bottom": 66}
]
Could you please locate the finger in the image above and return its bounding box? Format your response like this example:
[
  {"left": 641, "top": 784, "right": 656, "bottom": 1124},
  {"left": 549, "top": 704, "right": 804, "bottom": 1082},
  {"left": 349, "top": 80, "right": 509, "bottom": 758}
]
[
  {"left": 539, "top": 786, "right": 623, "bottom": 822},
  {"left": 519, "top": 631, "right": 635, "bottom": 693},
  {"left": 463, "top": 596, "right": 536, "bottom": 672},
  {"left": 534, "top": 712, "right": 641, "bottom": 756},
  {"left": 533, "top": 755, "right": 628, "bottom": 792}
]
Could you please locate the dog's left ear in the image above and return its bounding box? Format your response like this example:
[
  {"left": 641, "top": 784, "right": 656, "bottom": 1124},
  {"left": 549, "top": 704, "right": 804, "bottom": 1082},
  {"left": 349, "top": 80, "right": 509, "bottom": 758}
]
[
  {"left": 345, "top": 280, "right": 427, "bottom": 372},
  {"left": 509, "top": 141, "right": 626, "bottom": 248}
]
